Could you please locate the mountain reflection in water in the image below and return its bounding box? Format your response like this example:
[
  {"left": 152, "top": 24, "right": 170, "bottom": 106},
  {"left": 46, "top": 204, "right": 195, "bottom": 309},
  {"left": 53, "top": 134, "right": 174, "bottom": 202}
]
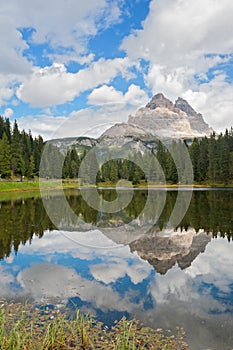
[
  {"left": 0, "top": 188, "right": 233, "bottom": 350},
  {"left": 0, "top": 189, "right": 232, "bottom": 262}
]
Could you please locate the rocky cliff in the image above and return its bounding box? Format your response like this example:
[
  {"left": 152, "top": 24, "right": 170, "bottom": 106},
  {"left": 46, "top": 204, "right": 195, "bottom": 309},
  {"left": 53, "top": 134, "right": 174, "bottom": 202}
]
[
  {"left": 174, "top": 97, "right": 212, "bottom": 135},
  {"left": 48, "top": 93, "right": 214, "bottom": 154},
  {"left": 101, "top": 93, "right": 213, "bottom": 140}
]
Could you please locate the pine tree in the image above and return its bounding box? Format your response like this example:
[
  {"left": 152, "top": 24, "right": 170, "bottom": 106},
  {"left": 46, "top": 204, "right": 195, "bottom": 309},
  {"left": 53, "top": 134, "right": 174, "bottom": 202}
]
[
  {"left": 219, "top": 131, "right": 230, "bottom": 184},
  {"left": 198, "top": 137, "right": 209, "bottom": 182},
  {"left": 108, "top": 159, "right": 118, "bottom": 183},
  {"left": 189, "top": 138, "right": 200, "bottom": 182},
  {"left": 208, "top": 133, "right": 217, "bottom": 182},
  {"left": 3, "top": 118, "right": 11, "bottom": 143},
  {"left": 166, "top": 151, "right": 178, "bottom": 183},
  {"left": 156, "top": 141, "right": 167, "bottom": 174},
  {"left": 121, "top": 158, "right": 130, "bottom": 180},
  {"left": 0, "top": 116, "right": 4, "bottom": 139},
  {"left": 11, "top": 120, "right": 24, "bottom": 176},
  {"left": 40, "top": 144, "right": 63, "bottom": 178},
  {"left": 33, "top": 135, "right": 44, "bottom": 176},
  {"left": 27, "top": 155, "right": 35, "bottom": 179},
  {"left": 0, "top": 133, "right": 12, "bottom": 178}
]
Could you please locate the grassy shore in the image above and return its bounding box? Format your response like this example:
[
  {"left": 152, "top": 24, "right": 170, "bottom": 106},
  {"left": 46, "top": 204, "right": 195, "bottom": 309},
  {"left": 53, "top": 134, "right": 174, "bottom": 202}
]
[
  {"left": 0, "top": 301, "right": 188, "bottom": 350},
  {"left": 0, "top": 179, "right": 232, "bottom": 195},
  {"left": 0, "top": 179, "right": 79, "bottom": 193}
]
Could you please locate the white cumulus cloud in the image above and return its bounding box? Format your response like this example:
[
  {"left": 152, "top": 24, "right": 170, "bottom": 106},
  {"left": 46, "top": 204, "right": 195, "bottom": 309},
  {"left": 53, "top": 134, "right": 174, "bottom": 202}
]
[
  {"left": 0, "top": 0, "right": 122, "bottom": 69},
  {"left": 16, "top": 58, "right": 133, "bottom": 108},
  {"left": 88, "top": 84, "right": 148, "bottom": 109},
  {"left": 121, "top": 0, "right": 233, "bottom": 132},
  {"left": 0, "top": 0, "right": 124, "bottom": 110},
  {"left": 122, "top": 0, "right": 233, "bottom": 63}
]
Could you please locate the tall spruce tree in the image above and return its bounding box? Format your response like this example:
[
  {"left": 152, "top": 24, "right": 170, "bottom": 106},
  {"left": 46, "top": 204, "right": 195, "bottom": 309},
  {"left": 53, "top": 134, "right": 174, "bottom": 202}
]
[
  {"left": 11, "top": 120, "right": 23, "bottom": 176},
  {"left": 0, "top": 133, "right": 12, "bottom": 178}
]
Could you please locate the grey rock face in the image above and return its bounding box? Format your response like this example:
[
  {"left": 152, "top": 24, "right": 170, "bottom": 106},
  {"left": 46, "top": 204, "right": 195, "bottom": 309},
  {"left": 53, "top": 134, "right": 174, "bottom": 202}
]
[
  {"left": 101, "top": 93, "right": 213, "bottom": 141},
  {"left": 146, "top": 93, "right": 174, "bottom": 110},
  {"left": 48, "top": 93, "right": 214, "bottom": 154},
  {"left": 175, "top": 97, "right": 198, "bottom": 116},
  {"left": 47, "top": 137, "right": 78, "bottom": 153},
  {"left": 99, "top": 122, "right": 149, "bottom": 139},
  {"left": 128, "top": 106, "right": 193, "bottom": 138},
  {"left": 75, "top": 137, "right": 98, "bottom": 148},
  {"left": 175, "top": 97, "right": 213, "bottom": 135}
]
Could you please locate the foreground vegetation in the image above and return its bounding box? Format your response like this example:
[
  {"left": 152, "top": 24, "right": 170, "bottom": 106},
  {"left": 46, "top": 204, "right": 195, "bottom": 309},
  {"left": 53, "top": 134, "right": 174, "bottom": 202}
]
[{"left": 0, "top": 302, "right": 188, "bottom": 350}]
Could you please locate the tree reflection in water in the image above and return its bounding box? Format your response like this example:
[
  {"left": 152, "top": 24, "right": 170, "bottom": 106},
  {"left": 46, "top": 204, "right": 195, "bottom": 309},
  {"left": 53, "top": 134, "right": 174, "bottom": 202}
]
[{"left": 0, "top": 189, "right": 232, "bottom": 262}]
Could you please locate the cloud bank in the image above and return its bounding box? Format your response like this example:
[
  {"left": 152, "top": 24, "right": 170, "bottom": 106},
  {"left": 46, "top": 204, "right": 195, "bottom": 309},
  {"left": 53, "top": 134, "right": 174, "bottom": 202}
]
[{"left": 0, "top": 0, "right": 233, "bottom": 138}]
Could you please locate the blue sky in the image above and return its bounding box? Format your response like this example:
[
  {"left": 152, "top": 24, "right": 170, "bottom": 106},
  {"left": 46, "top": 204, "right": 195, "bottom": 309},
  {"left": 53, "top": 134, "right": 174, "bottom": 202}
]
[{"left": 0, "top": 0, "right": 233, "bottom": 139}]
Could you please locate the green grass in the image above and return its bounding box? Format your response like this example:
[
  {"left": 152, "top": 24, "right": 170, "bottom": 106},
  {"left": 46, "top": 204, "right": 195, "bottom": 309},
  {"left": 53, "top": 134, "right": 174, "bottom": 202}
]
[
  {"left": 0, "top": 180, "right": 79, "bottom": 194},
  {"left": 0, "top": 181, "right": 40, "bottom": 192},
  {"left": 0, "top": 301, "right": 188, "bottom": 349}
]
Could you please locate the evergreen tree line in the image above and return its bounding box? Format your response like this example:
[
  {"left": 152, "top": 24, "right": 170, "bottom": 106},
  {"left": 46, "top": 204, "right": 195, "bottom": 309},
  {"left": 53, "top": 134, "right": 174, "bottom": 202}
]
[
  {"left": 189, "top": 129, "right": 233, "bottom": 184},
  {"left": 0, "top": 116, "right": 44, "bottom": 179},
  {"left": 0, "top": 115, "right": 232, "bottom": 185},
  {"left": 60, "top": 128, "right": 233, "bottom": 185}
]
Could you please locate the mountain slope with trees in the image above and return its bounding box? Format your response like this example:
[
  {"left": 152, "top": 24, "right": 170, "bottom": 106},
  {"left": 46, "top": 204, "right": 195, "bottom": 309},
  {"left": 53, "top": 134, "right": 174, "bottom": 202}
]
[
  {"left": 0, "top": 116, "right": 232, "bottom": 186},
  {"left": 60, "top": 128, "right": 233, "bottom": 185}
]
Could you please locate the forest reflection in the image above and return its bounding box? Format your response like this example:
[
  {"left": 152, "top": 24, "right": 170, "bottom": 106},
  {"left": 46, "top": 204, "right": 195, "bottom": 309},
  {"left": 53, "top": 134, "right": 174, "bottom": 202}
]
[{"left": 0, "top": 189, "right": 232, "bottom": 260}]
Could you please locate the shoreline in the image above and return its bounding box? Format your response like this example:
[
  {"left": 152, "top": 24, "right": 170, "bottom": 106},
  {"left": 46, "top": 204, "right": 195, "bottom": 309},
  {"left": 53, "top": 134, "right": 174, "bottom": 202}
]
[
  {"left": 0, "top": 179, "right": 232, "bottom": 195},
  {"left": 0, "top": 180, "right": 78, "bottom": 194}
]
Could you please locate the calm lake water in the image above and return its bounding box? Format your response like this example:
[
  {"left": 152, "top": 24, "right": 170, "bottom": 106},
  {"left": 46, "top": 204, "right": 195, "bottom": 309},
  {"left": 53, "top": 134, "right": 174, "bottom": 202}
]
[{"left": 0, "top": 188, "right": 233, "bottom": 350}]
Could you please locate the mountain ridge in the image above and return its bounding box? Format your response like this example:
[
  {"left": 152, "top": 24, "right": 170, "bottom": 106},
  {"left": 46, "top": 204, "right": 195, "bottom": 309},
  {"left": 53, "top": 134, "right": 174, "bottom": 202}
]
[
  {"left": 101, "top": 93, "right": 213, "bottom": 140},
  {"left": 49, "top": 92, "right": 214, "bottom": 153}
]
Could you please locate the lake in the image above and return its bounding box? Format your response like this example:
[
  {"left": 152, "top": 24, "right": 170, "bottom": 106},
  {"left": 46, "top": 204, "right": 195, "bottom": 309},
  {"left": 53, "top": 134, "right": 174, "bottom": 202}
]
[{"left": 0, "top": 188, "right": 233, "bottom": 349}]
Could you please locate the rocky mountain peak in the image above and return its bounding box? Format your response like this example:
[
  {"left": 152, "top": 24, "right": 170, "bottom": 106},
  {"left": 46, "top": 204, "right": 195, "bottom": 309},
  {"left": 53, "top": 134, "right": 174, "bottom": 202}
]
[
  {"left": 175, "top": 97, "right": 198, "bottom": 116},
  {"left": 174, "top": 96, "right": 213, "bottom": 134},
  {"left": 146, "top": 93, "right": 174, "bottom": 110},
  {"left": 101, "top": 92, "right": 213, "bottom": 142},
  {"left": 48, "top": 92, "right": 214, "bottom": 155}
]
